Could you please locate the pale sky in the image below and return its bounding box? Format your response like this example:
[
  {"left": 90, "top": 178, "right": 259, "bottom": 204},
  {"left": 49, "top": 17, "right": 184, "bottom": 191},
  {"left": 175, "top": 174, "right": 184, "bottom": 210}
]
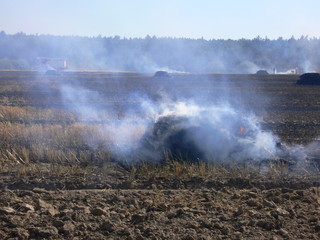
[{"left": 1, "top": 0, "right": 319, "bottom": 39}]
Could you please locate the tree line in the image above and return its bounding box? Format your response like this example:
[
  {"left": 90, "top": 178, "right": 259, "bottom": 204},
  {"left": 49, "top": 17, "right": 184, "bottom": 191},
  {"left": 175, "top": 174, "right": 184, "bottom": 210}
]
[{"left": 0, "top": 31, "right": 319, "bottom": 73}]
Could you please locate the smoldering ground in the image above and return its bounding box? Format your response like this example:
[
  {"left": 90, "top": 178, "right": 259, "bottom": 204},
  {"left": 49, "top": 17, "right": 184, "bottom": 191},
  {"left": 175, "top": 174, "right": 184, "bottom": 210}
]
[{"left": 26, "top": 72, "right": 319, "bottom": 173}]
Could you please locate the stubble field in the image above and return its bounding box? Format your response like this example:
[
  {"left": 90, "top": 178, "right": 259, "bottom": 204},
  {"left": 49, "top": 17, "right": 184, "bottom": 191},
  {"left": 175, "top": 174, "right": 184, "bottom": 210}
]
[{"left": 0, "top": 71, "right": 319, "bottom": 239}]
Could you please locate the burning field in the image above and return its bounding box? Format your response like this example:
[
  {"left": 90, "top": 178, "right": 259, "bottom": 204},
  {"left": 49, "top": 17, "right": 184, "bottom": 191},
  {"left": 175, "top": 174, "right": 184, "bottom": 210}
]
[{"left": 0, "top": 71, "right": 319, "bottom": 239}]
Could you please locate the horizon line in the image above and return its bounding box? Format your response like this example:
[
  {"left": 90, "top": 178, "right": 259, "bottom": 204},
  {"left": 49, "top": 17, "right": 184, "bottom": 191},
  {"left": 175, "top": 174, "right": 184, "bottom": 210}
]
[{"left": 1, "top": 30, "right": 318, "bottom": 41}]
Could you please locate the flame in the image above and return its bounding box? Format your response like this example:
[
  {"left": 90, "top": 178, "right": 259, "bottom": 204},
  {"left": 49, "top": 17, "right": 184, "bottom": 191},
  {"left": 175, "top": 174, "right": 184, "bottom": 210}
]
[{"left": 239, "top": 126, "right": 245, "bottom": 135}]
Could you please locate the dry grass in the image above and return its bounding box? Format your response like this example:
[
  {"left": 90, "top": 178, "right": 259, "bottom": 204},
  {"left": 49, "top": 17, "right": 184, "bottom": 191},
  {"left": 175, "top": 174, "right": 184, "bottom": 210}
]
[
  {"left": 131, "top": 160, "right": 263, "bottom": 180},
  {"left": 0, "top": 106, "right": 76, "bottom": 122},
  {"left": 0, "top": 105, "right": 316, "bottom": 183}
]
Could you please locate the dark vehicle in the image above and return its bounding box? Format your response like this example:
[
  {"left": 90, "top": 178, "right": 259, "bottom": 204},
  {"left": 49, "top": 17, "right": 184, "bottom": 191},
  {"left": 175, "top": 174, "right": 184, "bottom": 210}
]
[
  {"left": 154, "top": 71, "right": 170, "bottom": 77},
  {"left": 45, "top": 70, "right": 60, "bottom": 75},
  {"left": 256, "top": 70, "right": 269, "bottom": 75},
  {"left": 296, "top": 73, "right": 320, "bottom": 85}
]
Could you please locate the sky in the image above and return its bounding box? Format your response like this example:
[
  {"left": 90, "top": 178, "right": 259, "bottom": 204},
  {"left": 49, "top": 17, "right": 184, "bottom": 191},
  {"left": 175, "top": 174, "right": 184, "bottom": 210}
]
[{"left": 1, "top": 0, "right": 320, "bottom": 40}]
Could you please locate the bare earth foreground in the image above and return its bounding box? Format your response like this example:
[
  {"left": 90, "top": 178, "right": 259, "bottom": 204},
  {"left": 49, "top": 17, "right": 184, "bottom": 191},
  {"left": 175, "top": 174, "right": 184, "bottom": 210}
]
[
  {"left": 0, "top": 71, "right": 319, "bottom": 239},
  {"left": 1, "top": 178, "right": 320, "bottom": 240}
]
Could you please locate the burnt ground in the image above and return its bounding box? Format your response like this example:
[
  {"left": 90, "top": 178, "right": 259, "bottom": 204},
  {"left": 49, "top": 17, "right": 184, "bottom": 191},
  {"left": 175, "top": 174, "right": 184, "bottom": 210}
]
[{"left": 0, "top": 72, "right": 320, "bottom": 239}]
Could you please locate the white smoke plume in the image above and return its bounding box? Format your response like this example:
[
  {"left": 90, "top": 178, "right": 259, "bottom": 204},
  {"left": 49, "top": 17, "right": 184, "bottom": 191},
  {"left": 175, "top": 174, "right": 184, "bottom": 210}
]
[
  {"left": 40, "top": 72, "right": 318, "bottom": 168},
  {"left": 56, "top": 81, "right": 283, "bottom": 163},
  {"left": 132, "top": 99, "right": 280, "bottom": 162}
]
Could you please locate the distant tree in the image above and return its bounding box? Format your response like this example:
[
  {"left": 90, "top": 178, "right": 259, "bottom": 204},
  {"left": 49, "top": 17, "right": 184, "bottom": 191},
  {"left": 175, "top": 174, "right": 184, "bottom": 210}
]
[
  {"left": 0, "top": 58, "right": 30, "bottom": 70},
  {"left": 0, "top": 31, "right": 320, "bottom": 72}
]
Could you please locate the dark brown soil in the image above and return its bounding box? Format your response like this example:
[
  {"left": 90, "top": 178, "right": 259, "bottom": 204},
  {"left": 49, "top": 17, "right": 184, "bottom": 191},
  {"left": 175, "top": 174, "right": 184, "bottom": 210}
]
[{"left": 0, "top": 178, "right": 319, "bottom": 240}]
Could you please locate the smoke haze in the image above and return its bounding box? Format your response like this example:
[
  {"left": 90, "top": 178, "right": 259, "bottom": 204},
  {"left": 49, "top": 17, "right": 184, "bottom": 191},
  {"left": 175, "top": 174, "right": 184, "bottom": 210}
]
[
  {"left": 34, "top": 71, "right": 317, "bottom": 168},
  {"left": 1, "top": 32, "right": 318, "bottom": 167},
  {"left": 1, "top": 33, "right": 320, "bottom": 73}
]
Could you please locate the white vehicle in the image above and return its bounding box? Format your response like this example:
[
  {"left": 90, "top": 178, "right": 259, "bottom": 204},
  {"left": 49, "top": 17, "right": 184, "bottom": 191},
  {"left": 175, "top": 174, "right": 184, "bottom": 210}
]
[{"left": 33, "top": 57, "right": 68, "bottom": 73}]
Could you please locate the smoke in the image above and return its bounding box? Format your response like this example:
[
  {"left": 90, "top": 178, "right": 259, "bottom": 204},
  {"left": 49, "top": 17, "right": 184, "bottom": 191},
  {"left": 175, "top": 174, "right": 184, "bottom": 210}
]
[
  {"left": 60, "top": 84, "right": 103, "bottom": 121},
  {"left": 49, "top": 73, "right": 313, "bottom": 167},
  {"left": 35, "top": 66, "right": 320, "bottom": 169},
  {"left": 56, "top": 80, "right": 150, "bottom": 154},
  {"left": 0, "top": 33, "right": 309, "bottom": 73},
  {"left": 132, "top": 98, "right": 319, "bottom": 168},
  {"left": 4, "top": 33, "right": 320, "bottom": 74},
  {"left": 24, "top": 46, "right": 318, "bottom": 170},
  {"left": 136, "top": 100, "right": 280, "bottom": 162}
]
